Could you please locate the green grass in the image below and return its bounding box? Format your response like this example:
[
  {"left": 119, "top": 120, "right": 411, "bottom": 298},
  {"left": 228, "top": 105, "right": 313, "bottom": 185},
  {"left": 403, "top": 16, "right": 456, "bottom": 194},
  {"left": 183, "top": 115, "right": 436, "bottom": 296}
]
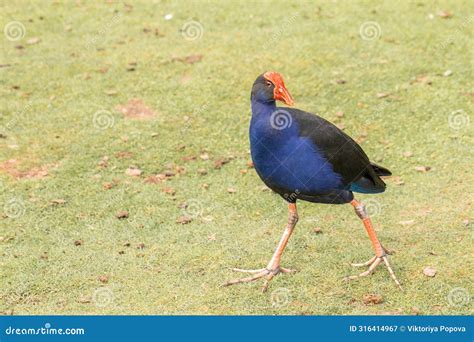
[{"left": 1, "top": 0, "right": 473, "bottom": 315}]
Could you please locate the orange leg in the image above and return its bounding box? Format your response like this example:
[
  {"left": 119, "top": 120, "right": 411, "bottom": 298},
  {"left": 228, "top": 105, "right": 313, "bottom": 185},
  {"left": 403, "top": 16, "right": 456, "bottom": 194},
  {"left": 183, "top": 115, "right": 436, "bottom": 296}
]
[
  {"left": 223, "top": 203, "right": 298, "bottom": 292},
  {"left": 346, "top": 199, "right": 402, "bottom": 290}
]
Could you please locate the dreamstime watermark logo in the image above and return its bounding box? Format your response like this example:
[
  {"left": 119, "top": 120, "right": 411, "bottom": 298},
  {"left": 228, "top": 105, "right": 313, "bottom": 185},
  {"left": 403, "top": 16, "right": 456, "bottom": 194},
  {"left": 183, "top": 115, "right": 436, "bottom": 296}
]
[
  {"left": 181, "top": 21, "right": 204, "bottom": 41},
  {"left": 182, "top": 199, "right": 203, "bottom": 218},
  {"left": 359, "top": 21, "right": 381, "bottom": 41},
  {"left": 85, "top": 13, "right": 122, "bottom": 50},
  {"left": 4, "top": 322, "right": 85, "bottom": 336},
  {"left": 270, "top": 109, "right": 292, "bottom": 130},
  {"left": 372, "top": 100, "right": 389, "bottom": 117},
  {"left": 447, "top": 287, "right": 470, "bottom": 307},
  {"left": 183, "top": 101, "right": 210, "bottom": 130},
  {"left": 4, "top": 198, "right": 26, "bottom": 218},
  {"left": 4, "top": 100, "right": 34, "bottom": 132},
  {"left": 193, "top": 101, "right": 210, "bottom": 117},
  {"left": 271, "top": 287, "right": 291, "bottom": 308},
  {"left": 262, "top": 13, "right": 299, "bottom": 49},
  {"left": 448, "top": 110, "right": 470, "bottom": 130},
  {"left": 93, "top": 110, "right": 114, "bottom": 130},
  {"left": 4, "top": 21, "right": 26, "bottom": 41},
  {"left": 363, "top": 198, "right": 382, "bottom": 217},
  {"left": 92, "top": 287, "right": 114, "bottom": 308},
  {"left": 440, "top": 15, "right": 474, "bottom": 49},
  {"left": 283, "top": 189, "right": 300, "bottom": 202}
]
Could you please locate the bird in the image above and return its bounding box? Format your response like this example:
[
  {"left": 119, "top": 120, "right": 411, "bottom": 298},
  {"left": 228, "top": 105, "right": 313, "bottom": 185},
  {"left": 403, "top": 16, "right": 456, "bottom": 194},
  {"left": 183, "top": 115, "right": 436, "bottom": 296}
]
[{"left": 224, "top": 71, "right": 402, "bottom": 292}]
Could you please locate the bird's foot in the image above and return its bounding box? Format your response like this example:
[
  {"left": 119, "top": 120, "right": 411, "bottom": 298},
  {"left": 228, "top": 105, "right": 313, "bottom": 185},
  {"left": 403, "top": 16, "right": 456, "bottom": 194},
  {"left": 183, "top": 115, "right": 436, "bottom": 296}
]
[
  {"left": 223, "top": 265, "right": 295, "bottom": 292},
  {"left": 345, "top": 253, "right": 402, "bottom": 290}
]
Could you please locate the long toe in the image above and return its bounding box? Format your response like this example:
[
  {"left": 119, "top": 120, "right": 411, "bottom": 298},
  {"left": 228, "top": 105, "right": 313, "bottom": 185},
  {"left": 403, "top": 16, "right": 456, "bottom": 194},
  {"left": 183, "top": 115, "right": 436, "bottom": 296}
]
[
  {"left": 223, "top": 265, "right": 294, "bottom": 290},
  {"left": 345, "top": 257, "right": 381, "bottom": 280},
  {"left": 345, "top": 255, "right": 403, "bottom": 290},
  {"left": 351, "top": 256, "right": 377, "bottom": 267},
  {"left": 382, "top": 256, "right": 403, "bottom": 290},
  {"left": 279, "top": 266, "right": 296, "bottom": 273},
  {"left": 230, "top": 267, "right": 267, "bottom": 274},
  {"left": 222, "top": 269, "right": 269, "bottom": 287}
]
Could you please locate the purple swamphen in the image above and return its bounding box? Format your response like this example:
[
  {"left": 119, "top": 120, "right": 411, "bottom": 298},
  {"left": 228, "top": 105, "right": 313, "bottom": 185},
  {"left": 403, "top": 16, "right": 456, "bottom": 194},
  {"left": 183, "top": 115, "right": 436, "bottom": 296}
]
[{"left": 224, "top": 72, "right": 401, "bottom": 292}]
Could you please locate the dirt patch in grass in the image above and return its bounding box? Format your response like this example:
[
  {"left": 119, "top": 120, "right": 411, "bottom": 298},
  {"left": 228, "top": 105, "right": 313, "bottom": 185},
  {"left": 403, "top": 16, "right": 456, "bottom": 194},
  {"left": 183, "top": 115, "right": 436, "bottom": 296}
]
[
  {"left": 116, "top": 98, "right": 158, "bottom": 120},
  {"left": 0, "top": 159, "right": 53, "bottom": 180}
]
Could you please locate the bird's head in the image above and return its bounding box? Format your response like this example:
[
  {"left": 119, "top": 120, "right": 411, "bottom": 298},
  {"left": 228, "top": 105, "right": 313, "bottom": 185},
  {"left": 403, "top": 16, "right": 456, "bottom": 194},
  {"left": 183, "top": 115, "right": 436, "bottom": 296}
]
[{"left": 251, "top": 71, "right": 294, "bottom": 106}]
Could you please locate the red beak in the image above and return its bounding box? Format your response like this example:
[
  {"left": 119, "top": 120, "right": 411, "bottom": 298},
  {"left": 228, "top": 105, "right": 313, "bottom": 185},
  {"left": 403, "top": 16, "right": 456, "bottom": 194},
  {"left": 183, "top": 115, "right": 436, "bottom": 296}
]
[{"left": 264, "top": 71, "right": 294, "bottom": 106}]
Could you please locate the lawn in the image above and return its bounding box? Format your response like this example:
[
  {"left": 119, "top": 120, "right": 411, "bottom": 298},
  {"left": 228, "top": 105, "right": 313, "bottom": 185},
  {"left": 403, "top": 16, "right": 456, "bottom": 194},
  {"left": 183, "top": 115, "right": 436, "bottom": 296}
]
[{"left": 0, "top": 0, "right": 472, "bottom": 315}]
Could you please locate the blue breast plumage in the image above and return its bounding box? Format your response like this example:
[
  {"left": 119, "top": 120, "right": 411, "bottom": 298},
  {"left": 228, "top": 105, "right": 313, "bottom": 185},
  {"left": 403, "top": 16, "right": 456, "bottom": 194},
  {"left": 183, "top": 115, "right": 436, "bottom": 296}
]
[{"left": 249, "top": 103, "right": 345, "bottom": 196}]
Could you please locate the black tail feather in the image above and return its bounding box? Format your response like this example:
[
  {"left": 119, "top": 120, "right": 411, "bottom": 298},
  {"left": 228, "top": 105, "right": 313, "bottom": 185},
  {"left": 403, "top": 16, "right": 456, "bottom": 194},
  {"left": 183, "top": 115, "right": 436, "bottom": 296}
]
[{"left": 370, "top": 162, "right": 392, "bottom": 177}]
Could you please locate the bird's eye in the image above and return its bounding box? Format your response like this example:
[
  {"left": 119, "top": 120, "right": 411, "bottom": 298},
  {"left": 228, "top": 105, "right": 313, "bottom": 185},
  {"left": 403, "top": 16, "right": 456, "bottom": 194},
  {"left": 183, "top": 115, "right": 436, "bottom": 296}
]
[{"left": 265, "top": 81, "right": 272, "bottom": 87}]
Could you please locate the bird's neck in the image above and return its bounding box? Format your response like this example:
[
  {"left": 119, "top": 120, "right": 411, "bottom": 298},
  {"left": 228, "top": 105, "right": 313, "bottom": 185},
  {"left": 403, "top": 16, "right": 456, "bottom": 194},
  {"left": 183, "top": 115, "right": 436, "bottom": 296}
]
[{"left": 251, "top": 98, "right": 276, "bottom": 117}]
